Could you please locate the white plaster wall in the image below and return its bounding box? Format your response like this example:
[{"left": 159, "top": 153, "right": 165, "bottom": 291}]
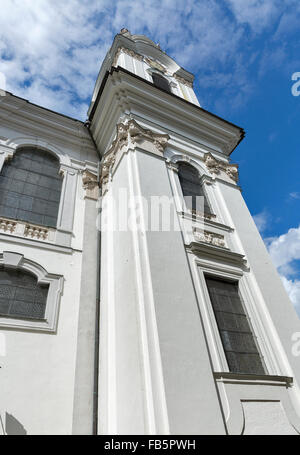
[{"left": 0, "top": 241, "right": 83, "bottom": 435}]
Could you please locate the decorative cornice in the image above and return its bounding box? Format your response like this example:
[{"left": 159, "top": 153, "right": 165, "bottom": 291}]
[
  {"left": 100, "top": 119, "right": 170, "bottom": 187},
  {"left": 173, "top": 74, "right": 193, "bottom": 88},
  {"left": 203, "top": 152, "right": 239, "bottom": 183},
  {"left": 189, "top": 241, "right": 247, "bottom": 267}
]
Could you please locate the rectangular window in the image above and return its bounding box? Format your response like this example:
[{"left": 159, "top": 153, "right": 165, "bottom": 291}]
[{"left": 205, "top": 276, "right": 266, "bottom": 375}]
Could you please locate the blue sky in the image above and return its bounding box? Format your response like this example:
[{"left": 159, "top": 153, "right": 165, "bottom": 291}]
[{"left": 0, "top": 0, "right": 299, "bottom": 313}]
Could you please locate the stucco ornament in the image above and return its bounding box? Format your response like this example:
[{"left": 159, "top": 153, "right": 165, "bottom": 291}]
[
  {"left": 127, "top": 119, "right": 169, "bottom": 153},
  {"left": 203, "top": 152, "right": 239, "bottom": 183},
  {"left": 194, "top": 229, "right": 227, "bottom": 248},
  {"left": 100, "top": 120, "right": 169, "bottom": 188},
  {"left": 145, "top": 57, "right": 167, "bottom": 74}
]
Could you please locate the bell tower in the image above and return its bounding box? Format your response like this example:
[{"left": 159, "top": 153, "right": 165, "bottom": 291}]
[{"left": 89, "top": 30, "right": 300, "bottom": 435}]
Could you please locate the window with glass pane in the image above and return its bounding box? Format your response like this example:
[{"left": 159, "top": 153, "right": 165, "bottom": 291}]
[
  {"left": 152, "top": 73, "right": 171, "bottom": 93},
  {"left": 0, "top": 148, "right": 62, "bottom": 228},
  {"left": 178, "top": 162, "right": 212, "bottom": 214},
  {"left": 205, "top": 277, "right": 266, "bottom": 375},
  {"left": 0, "top": 268, "right": 49, "bottom": 320}
]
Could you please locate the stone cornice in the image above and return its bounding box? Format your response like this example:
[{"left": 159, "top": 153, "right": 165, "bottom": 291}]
[
  {"left": 0, "top": 93, "right": 96, "bottom": 154},
  {"left": 90, "top": 68, "right": 244, "bottom": 158}
]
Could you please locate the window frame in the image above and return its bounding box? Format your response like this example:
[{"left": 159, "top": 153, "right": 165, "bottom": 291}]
[
  {"left": 151, "top": 72, "right": 172, "bottom": 93},
  {"left": 0, "top": 147, "right": 63, "bottom": 229},
  {"left": 177, "top": 161, "right": 213, "bottom": 216},
  {"left": 190, "top": 256, "right": 280, "bottom": 376},
  {"left": 0, "top": 144, "right": 78, "bottom": 248},
  {"left": 204, "top": 274, "right": 267, "bottom": 375},
  {"left": 168, "top": 157, "right": 215, "bottom": 218},
  {"left": 0, "top": 252, "right": 63, "bottom": 332}
]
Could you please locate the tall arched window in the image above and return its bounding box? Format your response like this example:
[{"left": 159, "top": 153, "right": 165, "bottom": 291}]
[
  {"left": 0, "top": 267, "right": 48, "bottom": 320},
  {"left": 0, "top": 148, "right": 62, "bottom": 228},
  {"left": 151, "top": 73, "right": 171, "bottom": 93},
  {"left": 178, "top": 162, "right": 212, "bottom": 214}
]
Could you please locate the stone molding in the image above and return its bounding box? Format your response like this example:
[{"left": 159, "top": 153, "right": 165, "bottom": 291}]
[
  {"left": 100, "top": 119, "right": 170, "bottom": 187},
  {"left": 203, "top": 152, "right": 239, "bottom": 183}
]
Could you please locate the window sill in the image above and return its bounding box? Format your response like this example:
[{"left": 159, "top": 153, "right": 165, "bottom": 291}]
[{"left": 214, "top": 371, "right": 293, "bottom": 387}]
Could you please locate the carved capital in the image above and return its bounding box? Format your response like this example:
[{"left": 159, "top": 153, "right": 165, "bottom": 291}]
[
  {"left": 82, "top": 170, "right": 99, "bottom": 200},
  {"left": 203, "top": 152, "right": 239, "bottom": 183},
  {"left": 127, "top": 119, "right": 169, "bottom": 154},
  {"left": 100, "top": 120, "right": 170, "bottom": 189}
]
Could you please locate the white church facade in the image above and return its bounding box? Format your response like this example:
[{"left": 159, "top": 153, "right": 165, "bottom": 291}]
[{"left": 0, "top": 29, "right": 300, "bottom": 435}]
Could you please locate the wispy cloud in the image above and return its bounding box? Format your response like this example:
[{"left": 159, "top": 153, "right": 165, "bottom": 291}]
[
  {"left": 289, "top": 192, "right": 300, "bottom": 200},
  {"left": 226, "top": 0, "right": 282, "bottom": 33},
  {"left": 253, "top": 209, "right": 270, "bottom": 233}
]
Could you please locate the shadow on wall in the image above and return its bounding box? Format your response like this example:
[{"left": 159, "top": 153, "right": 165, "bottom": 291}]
[{"left": 5, "top": 413, "right": 27, "bottom": 435}]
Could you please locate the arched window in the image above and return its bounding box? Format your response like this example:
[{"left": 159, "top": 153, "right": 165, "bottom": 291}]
[
  {"left": 151, "top": 73, "right": 171, "bottom": 93},
  {"left": 0, "top": 267, "right": 48, "bottom": 320},
  {"left": 178, "top": 162, "right": 212, "bottom": 214},
  {"left": 0, "top": 148, "right": 62, "bottom": 228}
]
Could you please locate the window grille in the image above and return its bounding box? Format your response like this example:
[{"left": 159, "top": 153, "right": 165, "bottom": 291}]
[
  {"left": 152, "top": 73, "right": 171, "bottom": 93},
  {"left": 0, "top": 268, "right": 48, "bottom": 320},
  {"left": 0, "top": 148, "right": 62, "bottom": 228},
  {"left": 178, "top": 162, "right": 212, "bottom": 214},
  {"left": 205, "top": 277, "right": 266, "bottom": 375}
]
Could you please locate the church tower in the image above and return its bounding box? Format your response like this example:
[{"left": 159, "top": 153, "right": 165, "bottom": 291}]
[{"left": 89, "top": 29, "right": 300, "bottom": 435}]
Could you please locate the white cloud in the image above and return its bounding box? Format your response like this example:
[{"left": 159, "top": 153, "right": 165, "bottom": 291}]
[
  {"left": 267, "top": 225, "right": 300, "bottom": 271},
  {"left": 281, "top": 276, "right": 300, "bottom": 316},
  {"left": 0, "top": 1, "right": 298, "bottom": 119},
  {"left": 266, "top": 225, "right": 300, "bottom": 314},
  {"left": 0, "top": 0, "right": 290, "bottom": 120}
]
